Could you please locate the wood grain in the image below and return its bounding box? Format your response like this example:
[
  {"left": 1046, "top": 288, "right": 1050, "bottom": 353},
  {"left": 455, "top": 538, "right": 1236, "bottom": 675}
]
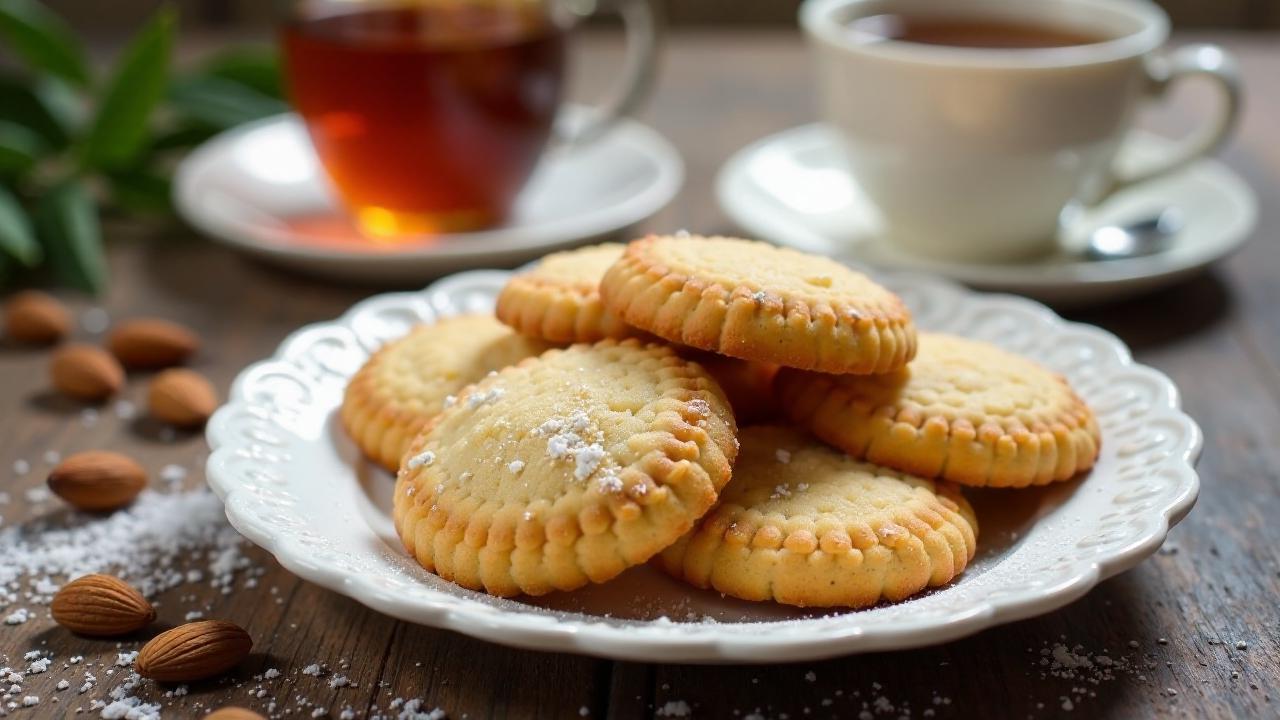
[{"left": 0, "top": 31, "right": 1277, "bottom": 720}]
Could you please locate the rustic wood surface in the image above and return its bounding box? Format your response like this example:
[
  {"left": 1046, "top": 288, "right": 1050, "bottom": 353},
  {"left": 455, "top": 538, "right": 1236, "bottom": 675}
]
[{"left": 1, "top": 31, "right": 1278, "bottom": 719}]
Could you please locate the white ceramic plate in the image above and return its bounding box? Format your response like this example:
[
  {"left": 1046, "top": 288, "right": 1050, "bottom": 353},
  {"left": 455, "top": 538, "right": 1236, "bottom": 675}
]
[
  {"left": 174, "top": 110, "right": 682, "bottom": 283},
  {"left": 206, "top": 269, "right": 1201, "bottom": 663},
  {"left": 717, "top": 124, "right": 1257, "bottom": 306}
]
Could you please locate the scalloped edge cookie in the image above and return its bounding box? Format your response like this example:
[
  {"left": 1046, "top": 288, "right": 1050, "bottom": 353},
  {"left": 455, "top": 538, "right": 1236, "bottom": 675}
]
[
  {"left": 393, "top": 339, "right": 739, "bottom": 597},
  {"left": 495, "top": 243, "right": 641, "bottom": 343},
  {"left": 657, "top": 426, "right": 977, "bottom": 608},
  {"left": 776, "top": 333, "right": 1101, "bottom": 488},
  {"left": 599, "top": 234, "right": 916, "bottom": 373},
  {"left": 340, "top": 315, "right": 550, "bottom": 472}
]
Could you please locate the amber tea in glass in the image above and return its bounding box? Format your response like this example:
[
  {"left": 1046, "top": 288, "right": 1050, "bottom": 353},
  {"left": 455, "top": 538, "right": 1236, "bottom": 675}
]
[{"left": 283, "top": 2, "right": 568, "bottom": 238}]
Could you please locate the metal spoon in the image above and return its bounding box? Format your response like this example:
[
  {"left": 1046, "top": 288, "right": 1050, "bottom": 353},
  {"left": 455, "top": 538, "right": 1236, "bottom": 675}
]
[{"left": 1082, "top": 208, "right": 1183, "bottom": 262}]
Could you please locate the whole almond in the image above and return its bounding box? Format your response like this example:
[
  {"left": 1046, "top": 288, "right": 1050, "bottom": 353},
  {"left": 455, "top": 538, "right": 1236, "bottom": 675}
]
[
  {"left": 50, "top": 344, "right": 124, "bottom": 401},
  {"left": 108, "top": 318, "right": 200, "bottom": 369},
  {"left": 207, "top": 708, "right": 267, "bottom": 720},
  {"left": 51, "top": 574, "right": 156, "bottom": 636},
  {"left": 148, "top": 368, "right": 218, "bottom": 427},
  {"left": 136, "top": 620, "right": 252, "bottom": 683},
  {"left": 4, "top": 290, "right": 71, "bottom": 345},
  {"left": 47, "top": 451, "right": 147, "bottom": 512}
]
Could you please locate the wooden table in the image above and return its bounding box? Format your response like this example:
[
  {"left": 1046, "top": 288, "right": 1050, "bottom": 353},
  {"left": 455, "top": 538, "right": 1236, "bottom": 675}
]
[{"left": 2, "top": 31, "right": 1278, "bottom": 720}]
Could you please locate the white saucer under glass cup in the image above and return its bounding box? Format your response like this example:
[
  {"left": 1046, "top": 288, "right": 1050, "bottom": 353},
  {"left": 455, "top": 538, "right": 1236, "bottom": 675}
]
[{"left": 800, "top": 0, "right": 1241, "bottom": 263}]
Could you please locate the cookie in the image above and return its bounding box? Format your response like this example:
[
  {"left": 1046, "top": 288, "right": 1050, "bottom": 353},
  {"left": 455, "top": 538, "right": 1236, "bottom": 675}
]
[
  {"left": 599, "top": 234, "right": 916, "bottom": 373},
  {"left": 680, "top": 350, "right": 780, "bottom": 426},
  {"left": 393, "top": 340, "right": 738, "bottom": 597},
  {"left": 657, "top": 426, "right": 977, "bottom": 608},
  {"left": 340, "top": 315, "right": 550, "bottom": 472},
  {"left": 776, "top": 333, "right": 1100, "bottom": 488},
  {"left": 496, "top": 243, "right": 640, "bottom": 343}
]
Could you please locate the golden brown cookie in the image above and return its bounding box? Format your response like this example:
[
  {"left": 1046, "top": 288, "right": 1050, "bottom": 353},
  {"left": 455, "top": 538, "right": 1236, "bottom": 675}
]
[
  {"left": 599, "top": 234, "right": 916, "bottom": 373},
  {"left": 776, "top": 333, "right": 1100, "bottom": 488},
  {"left": 680, "top": 350, "right": 780, "bottom": 426},
  {"left": 341, "top": 315, "right": 550, "bottom": 472},
  {"left": 394, "top": 340, "right": 738, "bottom": 597},
  {"left": 495, "top": 243, "right": 640, "bottom": 343},
  {"left": 657, "top": 426, "right": 977, "bottom": 608}
]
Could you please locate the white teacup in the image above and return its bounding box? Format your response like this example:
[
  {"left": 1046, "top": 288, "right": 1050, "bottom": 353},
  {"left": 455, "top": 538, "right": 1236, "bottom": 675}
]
[{"left": 800, "top": 0, "right": 1241, "bottom": 262}]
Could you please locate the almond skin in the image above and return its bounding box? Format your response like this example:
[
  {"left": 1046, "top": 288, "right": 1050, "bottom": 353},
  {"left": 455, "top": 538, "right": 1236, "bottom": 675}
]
[
  {"left": 107, "top": 318, "right": 200, "bottom": 369},
  {"left": 136, "top": 620, "right": 252, "bottom": 683},
  {"left": 206, "top": 708, "right": 267, "bottom": 720},
  {"left": 47, "top": 451, "right": 147, "bottom": 512},
  {"left": 50, "top": 344, "right": 124, "bottom": 401},
  {"left": 4, "top": 290, "right": 71, "bottom": 345},
  {"left": 148, "top": 368, "right": 218, "bottom": 428},
  {"left": 50, "top": 574, "right": 156, "bottom": 637}
]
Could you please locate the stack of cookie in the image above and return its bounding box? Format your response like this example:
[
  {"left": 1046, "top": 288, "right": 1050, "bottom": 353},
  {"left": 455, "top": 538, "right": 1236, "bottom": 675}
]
[{"left": 341, "top": 235, "right": 1100, "bottom": 609}]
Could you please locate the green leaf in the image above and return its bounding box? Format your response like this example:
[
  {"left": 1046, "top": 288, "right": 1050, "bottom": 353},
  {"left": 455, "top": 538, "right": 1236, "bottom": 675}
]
[
  {"left": 0, "top": 184, "right": 40, "bottom": 265},
  {"left": 79, "top": 5, "right": 175, "bottom": 171},
  {"left": 0, "top": 72, "right": 73, "bottom": 147},
  {"left": 37, "top": 179, "right": 105, "bottom": 294},
  {"left": 199, "top": 47, "right": 283, "bottom": 98},
  {"left": 148, "top": 123, "right": 217, "bottom": 153},
  {"left": 0, "top": 119, "right": 45, "bottom": 174},
  {"left": 0, "top": 0, "right": 90, "bottom": 86},
  {"left": 107, "top": 166, "right": 171, "bottom": 214},
  {"left": 168, "top": 75, "right": 288, "bottom": 130}
]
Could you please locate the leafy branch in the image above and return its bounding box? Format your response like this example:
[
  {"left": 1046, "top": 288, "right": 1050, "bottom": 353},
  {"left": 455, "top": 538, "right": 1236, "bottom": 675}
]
[{"left": 0, "top": 0, "right": 287, "bottom": 294}]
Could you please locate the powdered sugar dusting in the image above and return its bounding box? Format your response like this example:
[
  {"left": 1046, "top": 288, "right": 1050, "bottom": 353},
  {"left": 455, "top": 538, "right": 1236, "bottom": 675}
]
[{"left": 535, "top": 409, "right": 614, "bottom": 482}]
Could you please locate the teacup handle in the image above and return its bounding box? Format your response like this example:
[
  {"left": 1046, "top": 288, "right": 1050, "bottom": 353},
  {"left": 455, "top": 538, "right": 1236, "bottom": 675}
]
[
  {"left": 1097, "top": 44, "right": 1242, "bottom": 202},
  {"left": 555, "top": 0, "right": 661, "bottom": 147}
]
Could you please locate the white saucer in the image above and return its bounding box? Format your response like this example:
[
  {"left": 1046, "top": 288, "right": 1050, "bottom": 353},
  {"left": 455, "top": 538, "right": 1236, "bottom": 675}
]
[
  {"left": 174, "top": 109, "right": 682, "bottom": 283},
  {"left": 207, "top": 268, "right": 1200, "bottom": 663},
  {"left": 717, "top": 125, "right": 1257, "bottom": 305}
]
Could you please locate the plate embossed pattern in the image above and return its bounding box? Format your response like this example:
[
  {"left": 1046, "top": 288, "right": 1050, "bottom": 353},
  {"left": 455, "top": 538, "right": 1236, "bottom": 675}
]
[{"left": 206, "top": 270, "right": 1201, "bottom": 662}]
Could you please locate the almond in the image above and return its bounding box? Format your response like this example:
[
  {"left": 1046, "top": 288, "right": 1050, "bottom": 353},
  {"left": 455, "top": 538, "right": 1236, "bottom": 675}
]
[
  {"left": 148, "top": 368, "right": 218, "bottom": 428},
  {"left": 136, "top": 620, "right": 252, "bottom": 683},
  {"left": 206, "top": 708, "right": 267, "bottom": 720},
  {"left": 50, "top": 344, "right": 124, "bottom": 401},
  {"left": 47, "top": 451, "right": 147, "bottom": 512},
  {"left": 107, "top": 318, "right": 200, "bottom": 369},
  {"left": 50, "top": 574, "right": 155, "bottom": 636},
  {"left": 4, "top": 290, "right": 71, "bottom": 345}
]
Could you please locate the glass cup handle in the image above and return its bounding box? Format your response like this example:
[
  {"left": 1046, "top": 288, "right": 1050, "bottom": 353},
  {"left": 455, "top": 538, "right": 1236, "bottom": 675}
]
[
  {"left": 555, "top": 0, "right": 661, "bottom": 147},
  {"left": 1096, "top": 44, "right": 1242, "bottom": 202}
]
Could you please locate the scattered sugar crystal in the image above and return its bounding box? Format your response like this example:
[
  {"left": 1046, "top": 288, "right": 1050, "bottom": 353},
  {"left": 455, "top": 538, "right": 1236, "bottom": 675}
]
[
  {"left": 574, "top": 444, "right": 606, "bottom": 481},
  {"left": 579, "top": 707, "right": 590, "bottom": 717},
  {"left": 113, "top": 401, "right": 138, "bottom": 420},
  {"left": 23, "top": 650, "right": 41, "bottom": 660},
  {"left": 263, "top": 669, "right": 280, "bottom": 680},
  {"left": 21, "top": 696, "right": 37, "bottom": 707},
  {"left": 443, "top": 395, "right": 457, "bottom": 408},
  {"left": 183, "top": 610, "right": 203, "bottom": 621},
  {"left": 804, "top": 671, "right": 816, "bottom": 682},
  {"left": 302, "top": 664, "right": 322, "bottom": 676},
  {"left": 329, "top": 674, "right": 351, "bottom": 688},
  {"left": 1235, "top": 641, "right": 1248, "bottom": 650},
  {"left": 115, "top": 652, "right": 137, "bottom": 667},
  {"left": 776, "top": 449, "right": 791, "bottom": 464},
  {"left": 80, "top": 308, "right": 109, "bottom": 334},
  {"left": 4, "top": 609, "right": 29, "bottom": 625},
  {"left": 406, "top": 450, "right": 436, "bottom": 469},
  {"left": 27, "top": 658, "right": 50, "bottom": 674},
  {"left": 339, "top": 710, "right": 356, "bottom": 720},
  {"left": 396, "top": 699, "right": 445, "bottom": 719},
  {"left": 752, "top": 290, "right": 768, "bottom": 302},
  {"left": 159, "top": 465, "right": 187, "bottom": 485},
  {"left": 687, "top": 399, "right": 710, "bottom": 417},
  {"left": 55, "top": 680, "right": 69, "bottom": 691},
  {"left": 466, "top": 386, "right": 505, "bottom": 408},
  {"left": 23, "top": 487, "right": 50, "bottom": 503},
  {"left": 12, "top": 460, "right": 29, "bottom": 476},
  {"left": 43, "top": 450, "right": 61, "bottom": 465},
  {"left": 507, "top": 460, "right": 525, "bottom": 474},
  {"left": 595, "top": 472, "right": 623, "bottom": 494},
  {"left": 656, "top": 700, "right": 691, "bottom": 717}
]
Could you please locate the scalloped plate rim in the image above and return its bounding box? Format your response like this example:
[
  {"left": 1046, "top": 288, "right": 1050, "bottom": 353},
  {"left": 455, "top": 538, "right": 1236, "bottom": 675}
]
[{"left": 205, "top": 269, "right": 1202, "bottom": 663}]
